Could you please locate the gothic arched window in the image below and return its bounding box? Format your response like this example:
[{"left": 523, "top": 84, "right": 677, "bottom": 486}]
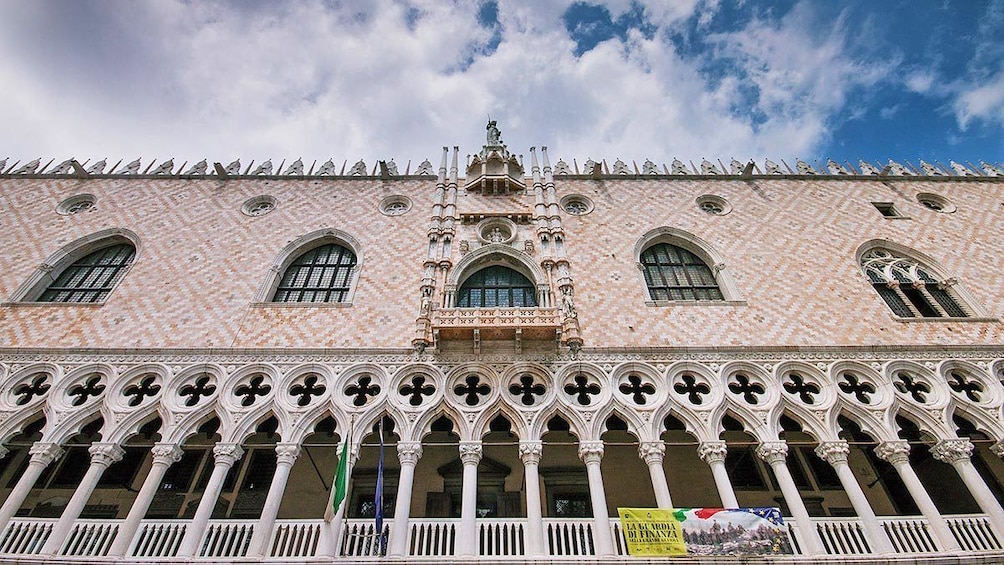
[
  {"left": 272, "top": 243, "right": 357, "bottom": 303},
  {"left": 39, "top": 243, "right": 136, "bottom": 303},
  {"left": 640, "top": 243, "right": 723, "bottom": 301},
  {"left": 861, "top": 248, "right": 968, "bottom": 318},
  {"left": 457, "top": 265, "right": 537, "bottom": 308}
]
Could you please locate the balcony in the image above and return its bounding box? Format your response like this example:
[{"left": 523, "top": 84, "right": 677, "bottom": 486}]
[
  {"left": 431, "top": 307, "right": 562, "bottom": 344},
  {"left": 2, "top": 514, "right": 1002, "bottom": 562}
]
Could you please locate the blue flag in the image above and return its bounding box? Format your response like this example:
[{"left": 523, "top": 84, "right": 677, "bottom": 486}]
[{"left": 374, "top": 421, "right": 386, "bottom": 555}]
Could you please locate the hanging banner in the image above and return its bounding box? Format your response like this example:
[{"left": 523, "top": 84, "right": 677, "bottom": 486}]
[
  {"left": 617, "top": 508, "right": 687, "bottom": 556},
  {"left": 618, "top": 507, "right": 792, "bottom": 556}
]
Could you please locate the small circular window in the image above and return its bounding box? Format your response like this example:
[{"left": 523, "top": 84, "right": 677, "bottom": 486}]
[
  {"left": 476, "top": 217, "right": 517, "bottom": 245},
  {"left": 380, "top": 195, "right": 412, "bottom": 216},
  {"left": 560, "top": 194, "right": 594, "bottom": 215},
  {"left": 57, "top": 194, "right": 96, "bottom": 215},
  {"left": 242, "top": 195, "right": 277, "bottom": 217},
  {"left": 916, "top": 193, "right": 954, "bottom": 213},
  {"left": 696, "top": 195, "right": 731, "bottom": 216}
]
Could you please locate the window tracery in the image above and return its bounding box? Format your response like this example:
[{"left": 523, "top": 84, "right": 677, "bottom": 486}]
[
  {"left": 272, "top": 243, "right": 357, "bottom": 303},
  {"left": 640, "top": 243, "right": 723, "bottom": 301},
  {"left": 860, "top": 249, "right": 968, "bottom": 318},
  {"left": 38, "top": 243, "right": 135, "bottom": 303},
  {"left": 457, "top": 265, "right": 536, "bottom": 308}
]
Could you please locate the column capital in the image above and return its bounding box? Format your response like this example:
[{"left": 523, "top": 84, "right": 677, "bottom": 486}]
[
  {"left": 931, "top": 439, "right": 974, "bottom": 464},
  {"left": 519, "top": 441, "right": 543, "bottom": 464},
  {"left": 815, "top": 441, "right": 851, "bottom": 466},
  {"left": 0, "top": 446, "right": 8, "bottom": 459},
  {"left": 697, "top": 441, "right": 728, "bottom": 464},
  {"left": 874, "top": 441, "right": 911, "bottom": 464},
  {"left": 29, "top": 442, "right": 64, "bottom": 466},
  {"left": 397, "top": 441, "right": 423, "bottom": 465},
  {"left": 150, "top": 443, "right": 184, "bottom": 465},
  {"left": 992, "top": 441, "right": 1004, "bottom": 458},
  {"left": 275, "top": 443, "right": 301, "bottom": 465},
  {"left": 578, "top": 440, "right": 604, "bottom": 464},
  {"left": 459, "top": 441, "right": 482, "bottom": 465},
  {"left": 638, "top": 441, "right": 666, "bottom": 465},
  {"left": 212, "top": 443, "right": 245, "bottom": 466},
  {"left": 755, "top": 441, "right": 788, "bottom": 465},
  {"left": 88, "top": 443, "right": 125, "bottom": 468}
]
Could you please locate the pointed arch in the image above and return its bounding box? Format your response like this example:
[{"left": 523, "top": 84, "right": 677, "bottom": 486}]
[
  {"left": 634, "top": 227, "right": 742, "bottom": 301},
  {"left": 12, "top": 228, "right": 141, "bottom": 303},
  {"left": 255, "top": 228, "right": 363, "bottom": 303}
]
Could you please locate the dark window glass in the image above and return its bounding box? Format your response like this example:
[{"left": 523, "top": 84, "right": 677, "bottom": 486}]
[
  {"left": 928, "top": 286, "right": 967, "bottom": 317},
  {"left": 39, "top": 243, "right": 135, "bottom": 303},
  {"left": 0, "top": 447, "right": 23, "bottom": 486},
  {"left": 98, "top": 447, "right": 146, "bottom": 488},
  {"left": 640, "top": 243, "right": 723, "bottom": 301},
  {"left": 725, "top": 446, "right": 765, "bottom": 489},
  {"left": 48, "top": 447, "right": 91, "bottom": 487},
  {"left": 874, "top": 284, "right": 914, "bottom": 317},
  {"left": 457, "top": 266, "right": 537, "bottom": 308},
  {"left": 553, "top": 492, "right": 592, "bottom": 518},
  {"left": 239, "top": 450, "right": 277, "bottom": 491},
  {"left": 160, "top": 449, "right": 205, "bottom": 492},
  {"left": 800, "top": 447, "right": 842, "bottom": 489},
  {"left": 273, "top": 243, "right": 357, "bottom": 303},
  {"left": 900, "top": 286, "right": 940, "bottom": 317}
]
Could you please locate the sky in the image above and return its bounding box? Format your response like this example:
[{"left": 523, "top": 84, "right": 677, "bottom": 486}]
[{"left": 1, "top": 0, "right": 1002, "bottom": 172}]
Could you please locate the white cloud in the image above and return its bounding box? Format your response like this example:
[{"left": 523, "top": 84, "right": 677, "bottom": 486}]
[
  {"left": 905, "top": 72, "right": 935, "bottom": 94},
  {"left": 954, "top": 72, "right": 1004, "bottom": 130},
  {"left": 0, "top": 0, "right": 909, "bottom": 169}
]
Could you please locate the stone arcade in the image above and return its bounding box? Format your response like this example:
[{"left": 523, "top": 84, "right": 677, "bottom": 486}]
[{"left": 2, "top": 125, "right": 1004, "bottom": 563}]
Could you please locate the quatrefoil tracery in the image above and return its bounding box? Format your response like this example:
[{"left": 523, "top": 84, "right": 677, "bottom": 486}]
[
  {"left": 509, "top": 375, "right": 546, "bottom": 406},
  {"left": 564, "top": 374, "right": 601, "bottom": 406},
  {"left": 893, "top": 372, "right": 931, "bottom": 404},
  {"left": 618, "top": 374, "right": 656, "bottom": 405},
  {"left": 838, "top": 373, "right": 876, "bottom": 404},
  {"left": 123, "top": 375, "right": 161, "bottom": 407},
  {"left": 728, "top": 373, "right": 765, "bottom": 405},
  {"left": 345, "top": 375, "right": 381, "bottom": 407},
  {"left": 13, "top": 374, "right": 50, "bottom": 406},
  {"left": 454, "top": 375, "right": 491, "bottom": 407},
  {"left": 400, "top": 375, "right": 435, "bottom": 406},
  {"left": 68, "top": 376, "right": 105, "bottom": 406},
  {"left": 673, "top": 374, "right": 710, "bottom": 405},
  {"left": 234, "top": 375, "right": 272, "bottom": 407},
  {"left": 289, "top": 375, "right": 326, "bottom": 407},
  {"left": 783, "top": 373, "right": 820, "bottom": 405},
  {"left": 947, "top": 371, "right": 983, "bottom": 402},
  {"left": 178, "top": 375, "right": 217, "bottom": 407}
]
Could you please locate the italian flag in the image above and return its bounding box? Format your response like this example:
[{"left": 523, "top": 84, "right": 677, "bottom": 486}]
[{"left": 324, "top": 436, "right": 350, "bottom": 522}]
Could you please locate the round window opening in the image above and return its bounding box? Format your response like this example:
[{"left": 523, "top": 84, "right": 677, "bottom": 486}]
[
  {"left": 560, "top": 194, "right": 594, "bottom": 216},
  {"left": 917, "top": 193, "right": 954, "bottom": 213},
  {"left": 57, "top": 194, "right": 97, "bottom": 216},
  {"left": 476, "top": 217, "right": 517, "bottom": 245},
  {"left": 696, "top": 195, "right": 731, "bottom": 216},
  {"left": 242, "top": 195, "right": 277, "bottom": 217},
  {"left": 380, "top": 195, "right": 412, "bottom": 216}
]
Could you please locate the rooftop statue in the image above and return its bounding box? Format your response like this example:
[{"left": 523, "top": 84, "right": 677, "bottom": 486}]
[{"left": 486, "top": 119, "right": 502, "bottom": 146}]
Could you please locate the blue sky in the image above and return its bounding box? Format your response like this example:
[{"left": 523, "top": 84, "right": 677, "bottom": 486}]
[{"left": 0, "top": 0, "right": 1001, "bottom": 170}]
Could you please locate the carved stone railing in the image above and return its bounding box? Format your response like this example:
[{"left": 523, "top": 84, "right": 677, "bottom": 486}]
[{"left": 432, "top": 307, "right": 561, "bottom": 344}]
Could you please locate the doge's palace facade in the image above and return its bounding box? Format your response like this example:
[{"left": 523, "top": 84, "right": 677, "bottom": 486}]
[{"left": 2, "top": 130, "right": 1004, "bottom": 563}]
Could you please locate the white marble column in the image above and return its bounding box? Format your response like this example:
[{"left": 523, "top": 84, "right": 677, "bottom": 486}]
[
  {"left": 875, "top": 441, "right": 960, "bottom": 551},
  {"left": 456, "top": 441, "right": 482, "bottom": 556},
  {"left": 389, "top": 441, "right": 422, "bottom": 557},
  {"left": 932, "top": 439, "right": 1004, "bottom": 536},
  {"left": 519, "top": 441, "right": 545, "bottom": 556},
  {"left": 0, "top": 442, "right": 63, "bottom": 534},
  {"left": 247, "top": 443, "right": 300, "bottom": 557},
  {"left": 756, "top": 441, "right": 824, "bottom": 556},
  {"left": 697, "top": 441, "right": 739, "bottom": 508},
  {"left": 108, "top": 443, "right": 183, "bottom": 557},
  {"left": 578, "top": 440, "right": 615, "bottom": 556},
  {"left": 177, "top": 443, "right": 245, "bottom": 557},
  {"left": 815, "top": 441, "right": 893, "bottom": 553},
  {"left": 41, "top": 443, "right": 125, "bottom": 555},
  {"left": 638, "top": 441, "right": 673, "bottom": 508}
]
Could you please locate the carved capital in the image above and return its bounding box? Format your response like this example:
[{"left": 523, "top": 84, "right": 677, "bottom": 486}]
[
  {"left": 874, "top": 441, "right": 910, "bottom": 465},
  {"left": 0, "top": 446, "right": 8, "bottom": 459},
  {"left": 519, "top": 441, "right": 543, "bottom": 465},
  {"left": 814, "top": 441, "right": 850, "bottom": 466},
  {"left": 397, "top": 442, "right": 424, "bottom": 466},
  {"left": 29, "top": 442, "right": 64, "bottom": 466},
  {"left": 150, "top": 443, "right": 184, "bottom": 465},
  {"left": 638, "top": 441, "right": 666, "bottom": 465},
  {"left": 755, "top": 441, "right": 788, "bottom": 465},
  {"left": 698, "top": 441, "right": 728, "bottom": 464},
  {"left": 578, "top": 440, "right": 604, "bottom": 464},
  {"left": 275, "top": 443, "right": 301, "bottom": 466},
  {"left": 212, "top": 443, "right": 245, "bottom": 467},
  {"left": 459, "top": 441, "right": 482, "bottom": 465},
  {"left": 931, "top": 439, "right": 974, "bottom": 464},
  {"left": 991, "top": 441, "right": 1004, "bottom": 459},
  {"left": 88, "top": 443, "right": 125, "bottom": 468}
]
